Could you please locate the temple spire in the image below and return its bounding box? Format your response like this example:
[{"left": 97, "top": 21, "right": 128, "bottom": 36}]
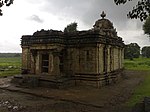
[{"left": 101, "top": 11, "right": 106, "bottom": 19}]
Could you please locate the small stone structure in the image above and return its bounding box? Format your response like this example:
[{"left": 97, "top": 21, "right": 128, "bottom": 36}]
[{"left": 19, "top": 12, "right": 124, "bottom": 88}]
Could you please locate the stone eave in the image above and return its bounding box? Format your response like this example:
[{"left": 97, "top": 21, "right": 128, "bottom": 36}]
[{"left": 21, "top": 30, "right": 124, "bottom": 47}]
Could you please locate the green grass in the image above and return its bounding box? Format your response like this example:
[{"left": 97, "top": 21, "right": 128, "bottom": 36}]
[
  {"left": 124, "top": 58, "right": 150, "bottom": 106},
  {"left": 126, "top": 71, "right": 150, "bottom": 106},
  {"left": 124, "top": 58, "right": 150, "bottom": 70},
  {"left": 0, "top": 57, "right": 21, "bottom": 77}
]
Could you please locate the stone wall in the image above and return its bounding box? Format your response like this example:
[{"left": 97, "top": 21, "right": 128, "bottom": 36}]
[
  {"left": 98, "top": 44, "right": 104, "bottom": 74},
  {"left": 65, "top": 46, "right": 98, "bottom": 75},
  {"left": 22, "top": 43, "right": 124, "bottom": 76},
  {"left": 22, "top": 47, "right": 31, "bottom": 74}
]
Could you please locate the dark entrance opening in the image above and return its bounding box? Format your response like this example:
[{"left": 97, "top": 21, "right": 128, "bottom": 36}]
[{"left": 41, "top": 54, "right": 49, "bottom": 73}]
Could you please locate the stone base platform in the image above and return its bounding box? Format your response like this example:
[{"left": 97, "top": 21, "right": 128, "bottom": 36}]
[
  {"left": 12, "top": 75, "right": 74, "bottom": 89},
  {"left": 12, "top": 69, "right": 123, "bottom": 89}
]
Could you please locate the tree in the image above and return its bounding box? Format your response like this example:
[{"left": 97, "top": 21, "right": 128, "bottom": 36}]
[
  {"left": 142, "top": 46, "right": 150, "bottom": 58},
  {"left": 14, "top": 53, "right": 21, "bottom": 57},
  {"left": 124, "top": 43, "right": 141, "bottom": 60},
  {"left": 64, "top": 22, "right": 77, "bottom": 33},
  {"left": 0, "top": 0, "right": 14, "bottom": 16},
  {"left": 114, "top": 0, "right": 150, "bottom": 21},
  {"left": 143, "top": 16, "right": 150, "bottom": 37}
]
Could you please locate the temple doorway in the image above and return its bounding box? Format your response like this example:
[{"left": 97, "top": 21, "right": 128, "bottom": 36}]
[{"left": 41, "top": 54, "right": 49, "bottom": 73}]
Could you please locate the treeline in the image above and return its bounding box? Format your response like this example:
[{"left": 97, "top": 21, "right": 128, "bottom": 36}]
[
  {"left": 125, "top": 43, "right": 150, "bottom": 59},
  {"left": 0, "top": 53, "right": 21, "bottom": 57},
  {"left": 141, "top": 46, "right": 150, "bottom": 58}
]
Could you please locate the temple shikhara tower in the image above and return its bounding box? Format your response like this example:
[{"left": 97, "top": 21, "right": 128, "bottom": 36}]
[{"left": 20, "top": 12, "right": 124, "bottom": 88}]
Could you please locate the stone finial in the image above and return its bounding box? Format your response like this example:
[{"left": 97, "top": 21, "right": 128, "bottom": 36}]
[{"left": 101, "top": 11, "right": 106, "bottom": 19}]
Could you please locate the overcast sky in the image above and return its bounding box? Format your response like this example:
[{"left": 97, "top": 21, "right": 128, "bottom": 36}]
[{"left": 0, "top": 0, "right": 149, "bottom": 52}]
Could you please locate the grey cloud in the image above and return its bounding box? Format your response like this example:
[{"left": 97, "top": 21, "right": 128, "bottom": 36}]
[
  {"left": 28, "top": 15, "right": 44, "bottom": 23},
  {"left": 27, "top": 0, "right": 146, "bottom": 47},
  {"left": 21, "top": 0, "right": 148, "bottom": 49},
  {"left": 26, "top": 0, "right": 43, "bottom": 4},
  {"left": 41, "top": 0, "right": 139, "bottom": 30},
  {"left": 129, "top": 35, "right": 150, "bottom": 48}
]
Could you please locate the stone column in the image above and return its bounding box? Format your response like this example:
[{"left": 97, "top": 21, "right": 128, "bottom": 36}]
[
  {"left": 103, "top": 45, "right": 108, "bottom": 73},
  {"left": 30, "top": 50, "right": 37, "bottom": 74},
  {"left": 118, "top": 47, "right": 122, "bottom": 69},
  {"left": 111, "top": 47, "right": 114, "bottom": 71},
  {"left": 114, "top": 47, "right": 118, "bottom": 70},
  {"left": 52, "top": 52, "right": 60, "bottom": 75},
  {"left": 122, "top": 48, "right": 124, "bottom": 68},
  {"left": 22, "top": 48, "right": 28, "bottom": 69},
  {"left": 30, "top": 54, "right": 35, "bottom": 74},
  {"left": 110, "top": 46, "right": 113, "bottom": 72},
  {"left": 98, "top": 44, "right": 104, "bottom": 74},
  {"left": 48, "top": 53, "right": 54, "bottom": 75},
  {"left": 97, "top": 45, "right": 100, "bottom": 74},
  {"left": 35, "top": 51, "right": 41, "bottom": 74},
  {"left": 107, "top": 46, "right": 111, "bottom": 72},
  {"left": 22, "top": 47, "right": 30, "bottom": 74}
]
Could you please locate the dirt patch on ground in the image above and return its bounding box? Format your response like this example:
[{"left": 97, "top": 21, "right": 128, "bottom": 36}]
[{"left": 0, "top": 70, "right": 149, "bottom": 112}]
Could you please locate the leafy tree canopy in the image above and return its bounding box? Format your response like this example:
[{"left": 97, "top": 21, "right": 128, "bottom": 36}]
[
  {"left": 64, "top": 22, "right": 78, "bottom": 33},
  {"left": 124, "top": 43, "right": 141, "bottom": 60},
  {"left": 143, "top": 16, "right": 150, "bottom": 36},
  {"left": 0, "top": 0, "right": 14, "bottom": 16},
  {"left": 142, "top": 46, "right": 150, "bottom": 58},
  {"left": 114, "top": 0, "right": 150, "bottom": 21}
]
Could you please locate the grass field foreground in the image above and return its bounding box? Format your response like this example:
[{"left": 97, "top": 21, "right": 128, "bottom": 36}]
[
  {"left": 124, "top": 58, "right": 150, "bottom": 70},
  {"left": 126, "top": 71, "right": 150, "bottom": 106},
  {"left": 124, "top": 58, "right": 150, "bottom": 107},
  {"left": 0, "top": 57, "right": 21, "bottom": 77}
]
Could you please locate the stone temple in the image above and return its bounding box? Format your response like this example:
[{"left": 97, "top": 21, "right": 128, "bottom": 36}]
[{"left": 18, "top": 12, "right": 124, "bottom": 88}]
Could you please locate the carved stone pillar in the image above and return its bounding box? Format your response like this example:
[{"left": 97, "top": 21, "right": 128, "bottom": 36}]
[
  {"left": 22, "top": 47, "right": 30, "bottom": 74},
  {"left": 103, "top": 45, "right": 108, "bottom": 73},
  {"left": 35, "top": 51, "right": 41, "bottom": 74},
  {"left": 52, "top": 52, "right": 60, "bottom": 75},
  {"left": 30, "top": 49, "right": 37, "bottom": 74},
  {"left": 48, "top": 53, "right": 54, "bottom": 75}
]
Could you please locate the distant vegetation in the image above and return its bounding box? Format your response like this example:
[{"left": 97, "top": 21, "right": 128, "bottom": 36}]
[
  {"left": 64, "top": 22, "right": 78, "bottom": 33},
  {"left": 124, "top": 58, "right": 150, "bottom": 71},
  {"left": 0, "top": 54, "right": 21, "bottom": 77},
  {"left": 0, "top": 53, "right": 21, "bottom": 57},
  {"left": 142, "top": 46, "right": 150, "bottom": 58},
  {"left": 124, "top": 43, "right": 140, "bottom": 60},
  {"left": 124, "top": 43, "right": 150, "bottom": 60}
]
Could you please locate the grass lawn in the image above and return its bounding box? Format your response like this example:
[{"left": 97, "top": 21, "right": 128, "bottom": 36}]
[
  {"left": 0, "top": 57, "right": 21, "bottom": 77},
  {"left": 124, "top": 58, "right": 150, "bottom": 70},
  {"left": 126, "top": 71, "right": 150, "bottom": 106},
  {"left": 124, "top": 58, "right": 150, "bottom": 106}
]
